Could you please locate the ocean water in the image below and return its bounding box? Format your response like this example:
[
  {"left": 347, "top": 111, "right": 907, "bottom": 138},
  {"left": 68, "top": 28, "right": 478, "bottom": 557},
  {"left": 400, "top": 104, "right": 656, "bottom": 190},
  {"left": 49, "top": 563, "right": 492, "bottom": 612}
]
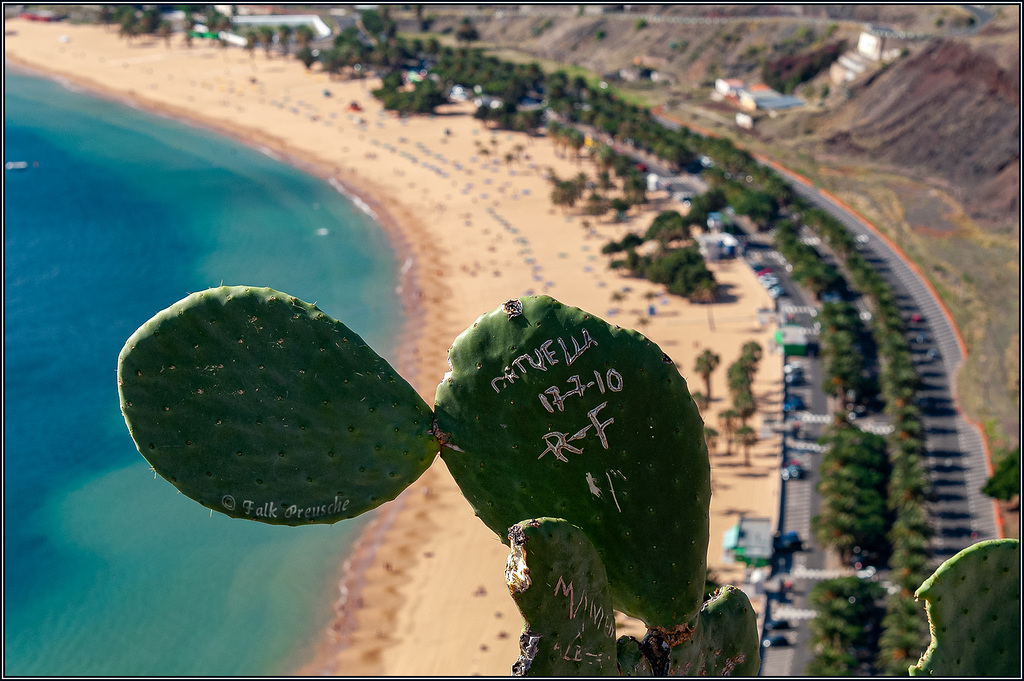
[{"left": 3, "top": 67, "right": 403, "bottom": 675}]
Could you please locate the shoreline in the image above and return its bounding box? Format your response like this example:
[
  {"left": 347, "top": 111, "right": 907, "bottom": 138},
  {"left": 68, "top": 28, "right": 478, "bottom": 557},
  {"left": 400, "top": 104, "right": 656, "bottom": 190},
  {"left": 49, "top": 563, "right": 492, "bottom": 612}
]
[
  {"left": 5, "top": 21, "right": 783, "bottom": 675},
  {"left": 5, "top": 50, "right": 444, "bottom": 677}
]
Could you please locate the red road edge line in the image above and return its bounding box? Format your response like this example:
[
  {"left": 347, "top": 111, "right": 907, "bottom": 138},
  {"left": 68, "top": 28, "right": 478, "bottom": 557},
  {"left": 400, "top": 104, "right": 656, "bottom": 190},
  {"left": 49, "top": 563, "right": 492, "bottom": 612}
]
[{"left": 653, "top": 107, "right": 1002, "bottom": 538}]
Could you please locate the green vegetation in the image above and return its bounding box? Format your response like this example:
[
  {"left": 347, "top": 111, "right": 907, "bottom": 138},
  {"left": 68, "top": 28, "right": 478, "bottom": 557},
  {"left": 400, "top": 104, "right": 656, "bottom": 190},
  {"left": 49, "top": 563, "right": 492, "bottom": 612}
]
[
  {"left": 118, "top": 290, "right": 762, "bottom": 675},
  {"left": 806, "top": 577, "right": 886, "bottom": 675},
  {"left": 982, "top": 445, "right": 1020, "bottom": 502}
]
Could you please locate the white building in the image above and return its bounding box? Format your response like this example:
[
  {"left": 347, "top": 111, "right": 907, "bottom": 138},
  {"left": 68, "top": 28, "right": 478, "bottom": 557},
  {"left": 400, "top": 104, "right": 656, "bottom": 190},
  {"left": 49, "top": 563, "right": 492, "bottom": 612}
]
[{"left": 230, "top": 14, "right": 332, "bottom": 39}]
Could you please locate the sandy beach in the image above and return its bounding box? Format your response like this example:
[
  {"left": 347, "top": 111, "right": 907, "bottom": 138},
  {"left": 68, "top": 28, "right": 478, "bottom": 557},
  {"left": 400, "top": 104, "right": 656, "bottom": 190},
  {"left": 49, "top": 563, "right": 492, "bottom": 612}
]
[{"left": 5, "top": 20, "right": 783, "bottom": 675}]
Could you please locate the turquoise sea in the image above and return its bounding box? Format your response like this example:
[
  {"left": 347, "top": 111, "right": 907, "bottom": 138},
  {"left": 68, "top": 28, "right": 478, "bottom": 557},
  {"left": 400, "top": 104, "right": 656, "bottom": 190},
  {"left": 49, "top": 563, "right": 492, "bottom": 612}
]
[{"left": 3, "top": 66, "right": 403, "bottom": 675}]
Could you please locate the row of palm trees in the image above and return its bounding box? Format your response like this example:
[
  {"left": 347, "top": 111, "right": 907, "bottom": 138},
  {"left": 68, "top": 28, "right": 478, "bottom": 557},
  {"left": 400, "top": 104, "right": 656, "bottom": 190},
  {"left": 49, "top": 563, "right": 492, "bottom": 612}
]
[
  {"left": 243, "top": 24, "right": 316, "bottom": 62},
  {"left": 696, "top": 343, "right": 763, "bottom": 467},
  {"left": 792, "top": 197, "right": 934, "bottom": 675},
  {"left": 805, "top": 576, "right": 886, "bottom": 675}
]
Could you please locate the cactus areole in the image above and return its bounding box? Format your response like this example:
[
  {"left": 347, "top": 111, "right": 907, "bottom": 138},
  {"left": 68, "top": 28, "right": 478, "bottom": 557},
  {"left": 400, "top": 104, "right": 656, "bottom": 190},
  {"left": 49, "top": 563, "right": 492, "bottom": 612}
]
[
  {"left": 117, "top": 286, "right": 438, "bottom": 525},
  {"left": 435, "top": 296, "right": 711, "bottom": 628}
]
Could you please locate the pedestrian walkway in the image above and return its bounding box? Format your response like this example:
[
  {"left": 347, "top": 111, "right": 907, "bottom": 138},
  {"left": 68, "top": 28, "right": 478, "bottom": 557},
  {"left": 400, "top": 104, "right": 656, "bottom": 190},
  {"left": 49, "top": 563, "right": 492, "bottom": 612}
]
[
  {"left": 791, "top": 565, "right": 854, "bottom": 580},
  {"left": 779, "top": 304, "right": 818, "bottom": 316},
  {"left": 786, "top": 438, "right": 826, "bottom": 453},
  {"left": 769, "top": 605, "right": 817, "bottom": 620}
]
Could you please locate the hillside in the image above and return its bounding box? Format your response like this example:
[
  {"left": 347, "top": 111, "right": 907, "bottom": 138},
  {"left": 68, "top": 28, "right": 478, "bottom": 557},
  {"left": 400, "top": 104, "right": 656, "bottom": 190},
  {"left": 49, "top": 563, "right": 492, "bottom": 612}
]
[{"left": 407, "top": 4, "right": 1020, "bottom": 447}]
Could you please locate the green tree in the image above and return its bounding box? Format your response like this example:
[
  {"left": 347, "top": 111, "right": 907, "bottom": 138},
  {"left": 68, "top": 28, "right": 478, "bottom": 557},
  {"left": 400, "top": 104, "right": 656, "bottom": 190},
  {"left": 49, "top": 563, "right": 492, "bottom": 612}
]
[
  {"left": 278, "top": 25, "right": 293, "bottom": 56},
  {"left": 294, "top": 24, "right": 314, "bottom": 50},
  {"left": 244, "top": 29, "right": 258, "bottom": 60},
  {"left": 735, "top": 424, "right": 757, "bottom": 467},
  {"left": 718, "top": 409, "right": 739, "bottom": 456},
  {"left": 982, "top": 446, "right": 1020, "bottom": 502},
  {"left": 257, "top": 25, "right": 276, "bottom": 59},
  {"left": 694, "top": 349, "right": 721, "bottom": 402},
  {"left": 157, "top": 20, "right": 173, "bottom": 48},
  {"left": 456, "top": 17, "right": 479, "bottom": 44},
  {"left": 703, "top": 426, "right": 719, "bottom": 454},
  {"left": 296, "top": 45, "right": 316, "bottom": 70}
]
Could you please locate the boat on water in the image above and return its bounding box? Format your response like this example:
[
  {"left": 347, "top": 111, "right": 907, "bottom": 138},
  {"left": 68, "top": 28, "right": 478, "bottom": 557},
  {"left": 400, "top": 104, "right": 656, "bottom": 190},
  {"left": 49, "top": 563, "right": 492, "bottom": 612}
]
[{"left": 5, "top": 161, "right": 29, "bottom": 170}]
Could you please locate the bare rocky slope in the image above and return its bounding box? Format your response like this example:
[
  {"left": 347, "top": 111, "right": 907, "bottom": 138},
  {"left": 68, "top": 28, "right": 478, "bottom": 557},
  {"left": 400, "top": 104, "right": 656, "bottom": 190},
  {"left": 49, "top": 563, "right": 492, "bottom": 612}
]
[
  {"left": 421, "top": 4, "right": 1019, "bottom": 233},
  {"left": 818, "top": 37, "right": 1019, "bottom": 230}
]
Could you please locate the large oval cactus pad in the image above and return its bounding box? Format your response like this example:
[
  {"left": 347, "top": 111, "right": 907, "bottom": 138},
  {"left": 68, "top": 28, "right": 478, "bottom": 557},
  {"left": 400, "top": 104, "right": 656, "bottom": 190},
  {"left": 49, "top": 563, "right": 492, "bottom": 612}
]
[
  {"left": 909, "top": 538, "right": 1020, "bottom": 677},
  {"left": 118, "top": 286, "right": 438, "bottom": 525},
  {"left": 435, "top": 296, "right": 710, "bottom": 628}
]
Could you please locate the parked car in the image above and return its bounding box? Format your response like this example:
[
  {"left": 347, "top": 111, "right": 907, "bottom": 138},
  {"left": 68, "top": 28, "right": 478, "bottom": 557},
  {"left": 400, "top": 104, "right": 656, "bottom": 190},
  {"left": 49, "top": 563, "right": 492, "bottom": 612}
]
[
  {"left": 773, "top": 531, "right": 803, "bottom": 552},
  {"left": 759, "top": 275, "right": 780, "bottom": 288},
  {"left": 768, "top": 286, "right": 785, "bottom": 299},
  {"left": 821, "top": 291, "right": 843, "bottom": 303},
  {"left": 764, "top": 619, "right": 791, "bottom": 631},
  {"left": 784, "top": 367, "right": 804, "bottom": 385},
  {"left": 762, "top": 634, "right": 789, "bottom": 648},
  {"left": 781, "top": 461, "right": 806, "bottom": 481},
  {"left": 783, "top": 395, "right": 805, "bottom": 413},
  {"left": 850, "top": 551, "right": 879, "bottom": 570},
  {"left": 910, "top": 313, "right": 924, "bottom": 323}
]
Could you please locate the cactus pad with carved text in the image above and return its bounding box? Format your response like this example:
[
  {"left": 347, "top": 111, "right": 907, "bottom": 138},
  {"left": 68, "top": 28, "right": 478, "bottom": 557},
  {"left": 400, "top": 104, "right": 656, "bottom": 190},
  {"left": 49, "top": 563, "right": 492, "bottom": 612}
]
[
  {"left": 435, "top": 296, "right": 711, "bottom": 628},
  {"left": 118, "top": 286, "right": 438, "bottom": 524},
  {"left": 506, "top": 518, "right": 618, "bottom": 676},
  {"left": 909, "top": 538, "right": 1020, "bottom": 677}
]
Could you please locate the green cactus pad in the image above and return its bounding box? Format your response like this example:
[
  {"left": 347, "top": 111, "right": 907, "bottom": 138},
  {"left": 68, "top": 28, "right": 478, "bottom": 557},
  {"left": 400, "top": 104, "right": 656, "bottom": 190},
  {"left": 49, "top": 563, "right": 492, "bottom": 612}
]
[
  {"left": 909, "top": 538, "right": 1020, "bottom": 677},
  {"left": 506, "top": 518, "right": 618, "bottom": 676},
  {"left": 435, "top": 296, "right": 710, "bottom": 628},
  {"left": 616, "top": 637, "right": 653, "bottom": 676},
  {"left": 118, "top": 286, "right": 438, "bottom": 525},
  {"left": 666, "top": 585, "right": 760, "bottom": 676}
]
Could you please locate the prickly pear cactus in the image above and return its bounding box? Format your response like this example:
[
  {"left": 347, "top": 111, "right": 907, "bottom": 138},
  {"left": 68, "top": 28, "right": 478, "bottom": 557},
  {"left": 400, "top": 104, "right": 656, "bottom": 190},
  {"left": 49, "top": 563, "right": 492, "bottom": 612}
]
[
  {"left": 506, "top": 518, "right": 618, "bottom": 676},
  {"left": 117, "top": 286, "right": 438, "bottom": 524},
  {"left": 665, "top": 586, "right": 760, "bottom": 676},
  {"left": 909, "top": 538, "right": 1020, "bottom": 677},
  {"left": 435, "top": 296, "right": 711, "bottom": 629},
  {"left": 616, "top": 636, "right": 653, "bottom": 676}
]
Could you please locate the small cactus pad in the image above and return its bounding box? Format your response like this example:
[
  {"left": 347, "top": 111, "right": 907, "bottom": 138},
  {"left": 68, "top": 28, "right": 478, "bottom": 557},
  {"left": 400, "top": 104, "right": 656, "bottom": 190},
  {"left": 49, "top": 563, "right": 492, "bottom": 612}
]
[
  {"left": 435, "top": 296, "right": 710, "bottom": 628},
  {"left": 118, "top": 286, "right": 438, "bottom": 525},
  {"left": 506, "top": 518, "right": 617, "bottom": 676},
  {"left": 666, "top": 586, "right": 760, "bottom": 676},
  {"left": 909, "top": 538, "right": 1020, "bottom": 677},
  {"left": 616, "top": 637, "right": 653, "bottom": 676}
]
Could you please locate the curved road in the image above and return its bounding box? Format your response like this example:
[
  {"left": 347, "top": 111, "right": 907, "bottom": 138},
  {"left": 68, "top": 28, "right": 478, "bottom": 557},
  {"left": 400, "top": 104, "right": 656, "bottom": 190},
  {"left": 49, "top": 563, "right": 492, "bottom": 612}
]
[{"left": 773, "top": 167, "right": 999, "bottom": 553}]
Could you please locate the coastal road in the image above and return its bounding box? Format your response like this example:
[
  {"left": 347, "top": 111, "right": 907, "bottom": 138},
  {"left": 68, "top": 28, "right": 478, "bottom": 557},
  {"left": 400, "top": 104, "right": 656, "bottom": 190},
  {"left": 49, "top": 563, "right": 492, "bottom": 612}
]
[
  {"left": 655, "top": 108, "right": 997, "bottom": 553},
  {"left": 779, "top": 176, "right": 999, "bottom": 555}
]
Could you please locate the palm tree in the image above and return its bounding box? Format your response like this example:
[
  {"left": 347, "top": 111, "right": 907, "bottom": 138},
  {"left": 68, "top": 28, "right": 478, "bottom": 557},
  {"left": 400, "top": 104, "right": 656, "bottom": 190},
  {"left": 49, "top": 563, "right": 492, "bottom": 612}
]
[
  {"left": 278, "top": 25, "right": 293, "bottom": 56},
  {"left": 258, "top": 25, "right": 276, "bottom": 59},
  {"left": 182, "top": 12, "right": 194, "bottom": 48},
  {"left": 294, "top": 24, "right": 315, "bottom": 51},
  {"left": 244, "top": 30, "right": 258, "bottom": 60},
  {"left": 735, "top": 425, "right": 757, "bottom": 467},
  {"left": 692, "top": 278, "right": 717, "bottom": 329},
  {"left": 703, "top": 426, "right": 719, "bottom": 455},
  {"left": 119, "top": 14, "right": 137, "bottom": 45},
  {"left": 732, "top": 389, "right": 757, "bottom": 428},
  {"left": 717, "top": 409, "right": 738, "bottom": 456},
  {"left": 694, "top": 349, "right": 721, "bottom": 402},
  {"left": 158, "top": 20, "right": 173, "bottom": 49}
]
